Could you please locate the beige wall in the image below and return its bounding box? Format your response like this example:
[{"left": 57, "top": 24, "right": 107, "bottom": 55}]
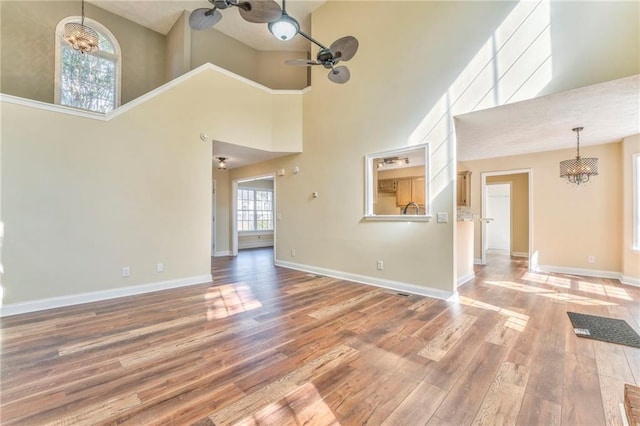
[
  {"left": 0, "top": 1, "right": 167, "bottom": 105},
  {"left": 1, "top": 67, "right": 304, "bottom": 305},
  {"left": 1, "top": 98, "right": 212, "bottom": 304},
  {"left": 213, "top": 167, "right": 231, "bottom": 256},
  {"left": 2, "top": 0, "right": 639, "bottom": 308},
  {"left": 460, "top": 142, "right": 622, "bottom": 273},
  {"left": 486, "top": 173, "right": 529, "bottom": 255},
  {"left": 166, "top": 11, "right": 191, "bottom": 81},
  {"left": 190, "top": 28, "right": 308, "bottom": 90},
  {"left": 622, "top": 134, "right": 640, "bottom": 282}
]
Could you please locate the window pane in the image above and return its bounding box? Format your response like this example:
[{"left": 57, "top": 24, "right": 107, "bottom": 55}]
[
  {"left": 61, "top": 46, "right": 116, "bottom": 113},
  {"left": 237, "top": 188, "right": 273, "bottom": 232}
]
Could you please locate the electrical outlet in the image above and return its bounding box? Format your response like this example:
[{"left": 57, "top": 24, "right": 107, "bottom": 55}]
[
  {"left": 291, "top": 248, "right": 296, "bottom": 257},
  {"left": 157, "top": 262, "right": 164, "bottom": 272},
  {"left": 377, "top": 260, "right": 384, "bottom": 270},
  {"left": 588, "top": 256, "right": 595, "bottom": 264},
  {"left": 437, "top": 212, "right": 448, "bottom": 223},
  {"left": 122, "top": 266, "right": 130, "bottom": 277}
]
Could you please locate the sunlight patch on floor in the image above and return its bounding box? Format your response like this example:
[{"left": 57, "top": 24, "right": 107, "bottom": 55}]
[
  {"left": 523, "top": 272, "right": 632, "bottom": 301},
  {"left": 523, "top": 272, "right": 571, "bottom": 289},
  {"left": 578, "top": 281, "right": 632, "bottom": 301},
  {"left": 205, "top": 282, "right": 262, "bottom": 320},
  {"left": 458, "top": 296, "right": 529, "bottom": 331},
  {"left": 241, "top": 382, "right": 340, "bottom": 425},
  {"left": 484, "top": 280, "right": 618, "bottom": 306}
]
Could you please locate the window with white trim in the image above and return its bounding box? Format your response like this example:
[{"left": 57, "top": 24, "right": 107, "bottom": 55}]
[
  {"left": 237, "top": 189, "right": 274, "bottom": 231},
  {"left": 633, "top": 153, "right": 640, "bottom": 250},
  {"left": 55, "top": 17, "right": 121, "bottom": 113}
]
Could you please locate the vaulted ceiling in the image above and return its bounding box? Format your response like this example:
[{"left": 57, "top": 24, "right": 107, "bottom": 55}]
[{"left": 89, "top": 0, "right": 324, "bottom": 52}]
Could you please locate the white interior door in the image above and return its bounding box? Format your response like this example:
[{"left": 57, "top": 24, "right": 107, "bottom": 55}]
[{"left": 486, "top": 183, "right": 511, "bottom": 251}]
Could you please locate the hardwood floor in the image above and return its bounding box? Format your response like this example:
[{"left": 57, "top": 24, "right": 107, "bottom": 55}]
[{"left": 1, "top": 248, "right": 639, "bottom": 425}]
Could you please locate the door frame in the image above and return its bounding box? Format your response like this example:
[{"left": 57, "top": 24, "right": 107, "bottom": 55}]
[
  {"left": 211, "top": 179, "right": 216, "bottom": 256},
  {"left": 481, "top": 168, "right": 533, "bottom": 267}
]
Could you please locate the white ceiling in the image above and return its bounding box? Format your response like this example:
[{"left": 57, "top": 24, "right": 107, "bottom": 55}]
[
  {"left": 212, "top": 140, "right": 297, "bottom": 169},
  {"left": 455, "top": 74, "right": 640, "bottom": 162},
  {"left": 89, "top": 0, "right": 323, "bottom": 51}
]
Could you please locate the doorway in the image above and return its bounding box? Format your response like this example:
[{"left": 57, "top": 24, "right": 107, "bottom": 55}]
[
  {"left": 481, "top": 169, "right": 533, "bottom": 268},
  {"left": 486, "top": 183, "right": 511, "bottom": 254},
  {"left": 232, "top": 174, "right": 276, "bottom": 260}
]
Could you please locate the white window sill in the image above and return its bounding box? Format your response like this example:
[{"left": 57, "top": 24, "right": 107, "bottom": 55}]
[{"left": 363, "top": 215, "right": 432, "bottom": 222}]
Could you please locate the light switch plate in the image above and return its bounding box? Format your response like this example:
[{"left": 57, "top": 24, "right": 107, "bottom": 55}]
[{"left": 437, "top": 212, "right": 448, "bottom": 223}]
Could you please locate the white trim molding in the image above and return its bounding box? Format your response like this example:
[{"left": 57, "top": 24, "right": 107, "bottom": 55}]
[
  {"left": 214, "top": 250, "right": 233, "bottom": 257},
  {"left": 621, "top": 275, "right": 640, "bottom": 287},
  {"left": 457, "top": 273, "right": 475, "bottom": 286},
  {"left": 536, "top": 264, "right": 640, "bottom": 287},
  {"left": 1, "top": 63, "right": 309, "bottom": 122},
  {"left": 511, "top": 252, "right": 529, "bottom": 258},
  {"left": 275, "top": 260, "right": 454, "bottom": 300},
  {"left": 0, "top": 274, "right": 212, "bottom": 317}
]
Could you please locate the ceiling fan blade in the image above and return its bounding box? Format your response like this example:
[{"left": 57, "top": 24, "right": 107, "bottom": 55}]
[
  {"left": 330, "top": 36, "right": 359, "bottom": 62},
  {"left": 238, "top": 0, "right": 282, "bottom": 23},
  {"left": 328, "top": 66, "right": 350, "bottom": 84},
  {"left": 189, "top": 8, "right": 223, "bottom": 30},
  {"left": 285, "top": 59, "right": 319, "bottom": 66}
]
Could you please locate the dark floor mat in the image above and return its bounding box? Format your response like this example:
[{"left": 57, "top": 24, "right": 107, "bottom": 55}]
[{"left": 567, "top": 312, "right": 640, "bottom": 348}]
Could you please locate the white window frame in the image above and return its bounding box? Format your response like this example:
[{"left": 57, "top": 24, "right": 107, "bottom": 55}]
[
  {"left": 237, "top": 188, "right": 274, "bottom": 233},
  {"left": 633, "top": 153, "right": 640, "bottom": 251},
  {"left": 54, "top": 16, "right": 122, "bottom": 112}
]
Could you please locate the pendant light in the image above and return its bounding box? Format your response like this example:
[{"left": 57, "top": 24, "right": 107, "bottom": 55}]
[
  {"left": 63, "top": 0, "right": 99, "bottom": 54},
  {"left": 559, "top": 127, "right": 599, "bottom": 186}
]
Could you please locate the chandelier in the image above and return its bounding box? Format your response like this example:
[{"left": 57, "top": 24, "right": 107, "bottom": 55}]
[
  {"left": 560, "top": 127, "right": 599, "bottom": 186},
  {"left": 63, "top": 0, "right": 99, "bottom": 54}
]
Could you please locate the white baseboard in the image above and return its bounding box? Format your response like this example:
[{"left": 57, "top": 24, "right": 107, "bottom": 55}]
[
  {"left": 457, "top": 273, "right": 475, "bottom": 287},
  {"left": 275, "top": 260, "right": 454, "bottom": 300},
  {"left": 536, "top": 264, "right": 620, "bottom": 280},
  {"left": 621, "top": 275, "right": 640, "bottom": 287},
  {"left": 511, "top": 252, "right": 529, "bottom": 258},
  {"left": 474, "top": 258, "right": 483, "bottom": 265},
  {"left": 214, "top": 250, "right": 232, "bottom": 257},
  {"left": 238, "top": 242, "right": 274, "bottom": 250},
  {"left": 535, "top": 265, "right": 640, "bottom": 287},
  {"left": 0, "top": 274, "right": 213, "bottom": 317}
]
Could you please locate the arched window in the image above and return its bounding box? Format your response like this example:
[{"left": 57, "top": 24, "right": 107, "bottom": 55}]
[{"left": 55, "top": 17, "right": 121, "bottom": 113}]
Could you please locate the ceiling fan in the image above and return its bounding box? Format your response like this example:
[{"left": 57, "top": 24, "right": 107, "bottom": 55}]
[
  {"left": 190, "top": 0, "right": 359, "bottom": 84},
  {"left": 285, "top": 35, "right": 359, "bottom": 84},
  {"left": 189, "top": 0, "right": 282, "bottom": 30}
]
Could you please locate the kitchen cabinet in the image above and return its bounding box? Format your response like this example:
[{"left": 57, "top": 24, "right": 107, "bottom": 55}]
[
  {"left": 457, "top": 171, "right": 471, "bottom": 206},
  {"left": 378, "top": 179, "right": 397, "bottom": 192},
  {"left": 396, "top": 177, "right": 425, "bottom": 207}
]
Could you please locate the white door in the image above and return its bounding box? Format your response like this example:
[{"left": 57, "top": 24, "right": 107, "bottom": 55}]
[{"left": 486, "top": 183, "right": 510, "bottom": 251}]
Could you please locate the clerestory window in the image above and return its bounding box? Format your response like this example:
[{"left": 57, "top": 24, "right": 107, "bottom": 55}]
[{"left": 55, "top": 17, "right": 121, "bottom": 113}]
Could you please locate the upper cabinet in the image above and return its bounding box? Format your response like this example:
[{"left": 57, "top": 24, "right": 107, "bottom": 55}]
[{"left": 457, "top": 171, "right": 471, "bottom": 206}]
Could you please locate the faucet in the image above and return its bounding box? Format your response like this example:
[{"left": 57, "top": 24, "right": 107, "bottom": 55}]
[{"left": 402, "top": 201, "right": 420, "bottom": 215}]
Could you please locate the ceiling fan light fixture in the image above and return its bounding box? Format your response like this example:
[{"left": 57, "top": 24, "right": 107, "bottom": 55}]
[{"left": 268, "top": 12, "right": 299, "bottom": 41}]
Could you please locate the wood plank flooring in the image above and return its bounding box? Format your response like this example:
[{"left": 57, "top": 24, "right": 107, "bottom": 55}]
[{"left": 1, "top": 249, "right": 639, "bottom": 425}]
